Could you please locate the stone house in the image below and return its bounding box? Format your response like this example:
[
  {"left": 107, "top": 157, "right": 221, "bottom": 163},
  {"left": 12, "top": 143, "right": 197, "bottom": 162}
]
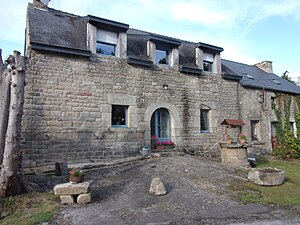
[{"left": 22, "top": 1, "right": 300, "bottom": 167}]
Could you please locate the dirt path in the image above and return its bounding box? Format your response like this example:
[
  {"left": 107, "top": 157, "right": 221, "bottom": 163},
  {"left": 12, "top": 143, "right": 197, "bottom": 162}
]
[{"left": 48, "top": 155, "right": 300, "bottom": 225}]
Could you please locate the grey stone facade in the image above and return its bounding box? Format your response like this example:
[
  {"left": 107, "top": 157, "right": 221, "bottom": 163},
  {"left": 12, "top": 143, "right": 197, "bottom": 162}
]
[
  {"left": 23, "top": 50, "right": 236, "bottom": 166},
  {"left": 22, "top": 2, "right": 300, "bottom": 167}
]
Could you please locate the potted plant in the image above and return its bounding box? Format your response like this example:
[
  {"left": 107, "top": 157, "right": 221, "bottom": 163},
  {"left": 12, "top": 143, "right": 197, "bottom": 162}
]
[
  {"left": 156, "top": 141, "right": 165, "bottom": 150},
  {"left": 163, "top": 140, "right": 176, "bottom": 149},
  {"left": 69, "top": 168, "right": 84, "bottom": 184},
  {"left": 239, "top": 133, "right": 247, "bottom": 145}
]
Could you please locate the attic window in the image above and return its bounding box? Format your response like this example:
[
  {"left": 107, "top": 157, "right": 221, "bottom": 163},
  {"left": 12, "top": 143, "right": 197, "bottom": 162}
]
[
  {"left": 203, "top": 53, "right": 214, "bottom": 72},
  {"left": 272, "top": 79, "right": 281, "bottom": 85},
  {"left": 156, "top": 44, "right": 169, "bottom": 64},
  {"left": 96, "top": 29, "right": 118, "bottom": 56},
  {"left": 245, "top": 74, "right": 254, "bottom": 79}
]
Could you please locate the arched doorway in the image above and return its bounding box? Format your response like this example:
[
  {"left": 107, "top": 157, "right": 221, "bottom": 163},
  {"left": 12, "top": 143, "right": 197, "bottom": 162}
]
[{"left": 151, "top": 108, "right": 171, "bottom": 141}]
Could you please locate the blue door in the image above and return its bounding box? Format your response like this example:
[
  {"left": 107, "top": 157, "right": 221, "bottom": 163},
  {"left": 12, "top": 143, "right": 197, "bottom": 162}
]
[{"left": 151, "top": 108, "right": 171, "bottom": 141}]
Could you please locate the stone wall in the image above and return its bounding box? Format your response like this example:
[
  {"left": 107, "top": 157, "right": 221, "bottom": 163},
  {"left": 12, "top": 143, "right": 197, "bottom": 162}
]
[
  {"left": 24, "top": 50, "right": 289, "bottom": 167},
  {"left": 22, "top": 50, "right": 245, "bottom": 166}
]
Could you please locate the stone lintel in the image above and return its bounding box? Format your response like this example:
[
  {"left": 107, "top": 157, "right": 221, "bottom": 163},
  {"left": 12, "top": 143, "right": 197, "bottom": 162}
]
[{"left": 54, "top": 181, "right": 92, "bottom": 195}]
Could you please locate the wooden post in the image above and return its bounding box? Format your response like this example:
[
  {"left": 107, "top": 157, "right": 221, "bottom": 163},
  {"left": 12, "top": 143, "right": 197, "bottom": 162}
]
[
  {"left": 0, "top": 51, "right": 26, "bottom": 197},
  {"left": 0, "top": 49, "right": 12, "bottom": 165}
]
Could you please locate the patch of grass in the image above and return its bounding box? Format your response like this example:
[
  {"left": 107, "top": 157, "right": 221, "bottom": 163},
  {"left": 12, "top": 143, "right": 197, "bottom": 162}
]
[
  {"left": 0, "top": 192, "right": 60, "bottom": 225},
  {"left": 230, "top": 158, "right": 300, "bottom": 206}
]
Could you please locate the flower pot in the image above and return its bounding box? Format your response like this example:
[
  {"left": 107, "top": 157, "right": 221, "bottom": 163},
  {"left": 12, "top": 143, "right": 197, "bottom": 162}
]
[
  {"left": 69, "top": 175, "right": 84, "bottom": 184},
  {"left": 156, "top": 145, "right": 165, "bottom": 150}
]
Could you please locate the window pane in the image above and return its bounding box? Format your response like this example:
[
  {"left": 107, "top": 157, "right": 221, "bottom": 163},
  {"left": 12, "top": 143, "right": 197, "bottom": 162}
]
[
  {"left": 156, "top": 49, "right": 167, "bottom": 64},
  {"left": 97, "top": 29, "right": 118, "bottom": 44},
  {"left": 203, "top": 61, "right": 212, "bottom": 72},
  {"left": 251, "top": 120, "right": 259, "bottom": 141},
  {"left": 112, "top": 105, "right": 128, "bottom": 126},
  {"left": 203, "top": 53, "right": 214, "bottom": 62},
  {"left": 200, "top": 109, "right": 209, "bottom": 132},
  {"left": 97, "top": 42, "right": 115, "bottom": 56}
]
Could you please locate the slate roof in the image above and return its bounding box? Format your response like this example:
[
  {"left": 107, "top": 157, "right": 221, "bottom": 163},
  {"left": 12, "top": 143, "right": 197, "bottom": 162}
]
[
  {"left": 26, "top": 3, "right": 300, "bottom": 95},
  {"left": 27, "top": 3, "right": 88, "bottom": 53},
  {"left": 222, "top": 59, "right": 300, "bottom": 95}
]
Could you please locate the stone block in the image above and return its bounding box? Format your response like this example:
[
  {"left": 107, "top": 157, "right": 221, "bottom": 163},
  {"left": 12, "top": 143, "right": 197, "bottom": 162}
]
[
  {"left": 60, "top": 195, "right": 74, "bottom": 204},
  {"left": 77, "top": 193, "right": 92, "bottom": 204},
  {"left": 54, "top": 181, "right": 92, "bottom": 195},
  {"left": 149, "top": 177, "right": 167, "bottom": 196}
]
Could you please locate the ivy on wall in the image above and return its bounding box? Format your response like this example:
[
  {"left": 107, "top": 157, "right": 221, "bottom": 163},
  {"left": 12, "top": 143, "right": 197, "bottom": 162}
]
[{"left": 273, "top": 93, "right": 300, "bottom": 159}]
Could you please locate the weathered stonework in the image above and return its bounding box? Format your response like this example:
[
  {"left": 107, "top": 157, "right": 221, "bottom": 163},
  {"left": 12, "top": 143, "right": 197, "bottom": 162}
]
[
  {"left": 22, "top": 50, "right": 237, "bottom": 166},
  {"left": 21, "top": 48, "right": 300, "bottom": 167}
]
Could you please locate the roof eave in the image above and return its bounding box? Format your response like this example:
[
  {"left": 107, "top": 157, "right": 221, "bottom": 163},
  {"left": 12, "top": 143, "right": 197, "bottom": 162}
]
[
  {"left": 87, "top": 15, "right": 129, "bottom": 31},
  {"left": 222, "top": 73, "right": 243, "bottom": 81},
  {"left": 179, "top": 66, "right": 202, "bottom": 75},
  {"left": 30, "top": 42, "right": 91, "bottom": 57},
  {"left": 127, "top": 57, "right": 153, "bottom": 67},
  {"left": 198, "top": 42, "right": 224, "bottom": 53},
  {"left": 240, "top": 82, "right": 300, "bottom": 95},
  {"left": 150, "top": 35, "right": 181, "bottom": 46}
]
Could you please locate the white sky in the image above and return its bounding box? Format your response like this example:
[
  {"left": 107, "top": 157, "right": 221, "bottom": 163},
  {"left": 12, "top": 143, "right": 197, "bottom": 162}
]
[{"left": 1, "top": 0, "right": 300, "bottom": 81}]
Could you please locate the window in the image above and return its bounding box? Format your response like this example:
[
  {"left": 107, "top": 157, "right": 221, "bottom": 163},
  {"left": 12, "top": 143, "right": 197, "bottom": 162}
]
[
  {"left": 156, "top": 48, "right": 168, "bottom": 64},
  {"left": 203, "top": 53, "right": 214, "bottom": 72},
  {"left": 200, "top": 109, "right": 210, "bottom": 133},
  {"left": 251, "top": 120, "right": 260, "bottom": 141},
  {"left": 97, "top": 29, "right": 118, "bottom": 56},
  {"left": 112, "top": 105, "right": 128, "bottom": 127},
  {"left": 96, "top": 42, "right": 115, "bottom": 56},
  {"left": 155, "top": 43, "right": 170, "bottom": 65},
  {"left": 290, "top": 122, "right": 295, "bottom": 133},
  {"left": 271, "top": 97, "right": 276, "bottom": 109}
]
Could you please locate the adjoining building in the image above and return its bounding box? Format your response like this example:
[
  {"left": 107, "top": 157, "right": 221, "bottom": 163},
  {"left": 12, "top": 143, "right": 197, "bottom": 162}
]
[{"left": 22, "top": 0, "right": 300, "bottom": 167}]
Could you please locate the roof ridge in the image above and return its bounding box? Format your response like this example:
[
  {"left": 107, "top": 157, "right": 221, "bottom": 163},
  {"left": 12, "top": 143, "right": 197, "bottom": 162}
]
[
  {"left": 28, "top": 2, "right": 81, "bottom": 18},
  {"left": 129, "top": 28, "right": 197, "bottom": 45},
  {"left": 222, "top": 58, "right": 257, "bottom": 68}
]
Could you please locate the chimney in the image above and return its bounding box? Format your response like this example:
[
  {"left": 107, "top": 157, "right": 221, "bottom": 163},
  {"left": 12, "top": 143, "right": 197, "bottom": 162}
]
[
  {"left": 254, "top": 60, "right": 273, "bottom": 73},
  {"left": 33, "top": 0, "right": 50, "bottom": 9}
]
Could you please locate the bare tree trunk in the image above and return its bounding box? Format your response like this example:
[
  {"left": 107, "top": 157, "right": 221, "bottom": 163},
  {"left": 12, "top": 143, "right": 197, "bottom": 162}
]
[
  {"left": 0, "top": 49, "right": 12, "bottom": 165},
  {"left": 0, "top": 51, "right": 26, "bottom": 197}
]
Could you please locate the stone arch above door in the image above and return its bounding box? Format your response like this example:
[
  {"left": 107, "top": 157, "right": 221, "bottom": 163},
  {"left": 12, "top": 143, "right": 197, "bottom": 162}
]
[{"left": 144, "top": 102, "right": 182, "bottom": 146}]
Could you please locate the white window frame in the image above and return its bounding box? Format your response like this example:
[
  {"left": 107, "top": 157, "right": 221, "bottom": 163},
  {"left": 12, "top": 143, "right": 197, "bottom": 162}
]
[{"left": 96, "top": 29, "right": 118, "bottom": 56}]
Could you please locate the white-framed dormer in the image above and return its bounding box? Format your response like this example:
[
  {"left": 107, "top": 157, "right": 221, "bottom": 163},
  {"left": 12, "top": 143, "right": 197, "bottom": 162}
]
[
  {"left": 196, "top": 43, "right": 223, "bottom": 74},
  {"left": 87, "top": 15, "right": 129, "bottom": 59},
  {"left": 147, "top": 35, "right": 181, "bottom": 67}
]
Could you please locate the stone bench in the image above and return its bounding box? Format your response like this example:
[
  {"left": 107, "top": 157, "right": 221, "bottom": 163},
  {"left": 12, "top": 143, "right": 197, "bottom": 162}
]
[{"left": 53, "top": 180, "right": 92, "bottom": 204}]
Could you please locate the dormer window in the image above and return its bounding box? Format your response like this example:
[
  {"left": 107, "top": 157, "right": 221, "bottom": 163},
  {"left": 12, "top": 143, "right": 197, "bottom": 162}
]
[
  {"left": 203, "top": 53, "right": 214, "bottom": 72},
  {"left": 87, "top": 15, "right": 129, "bottom": 59},
  {"left": 96, "top": 29, "right": 118, "bottom": 56},
  {"left": 147, "top": 36, "right": 181, "bottom": 67}
]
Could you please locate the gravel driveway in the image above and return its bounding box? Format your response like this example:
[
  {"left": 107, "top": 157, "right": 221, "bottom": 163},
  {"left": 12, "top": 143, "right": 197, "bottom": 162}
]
[{"left": 47, "top": 155, "right": 300, "bottom": 225}]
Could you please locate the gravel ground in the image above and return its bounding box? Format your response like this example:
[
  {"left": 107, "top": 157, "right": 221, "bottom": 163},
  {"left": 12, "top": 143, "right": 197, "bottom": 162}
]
[{"left": 40, "top": 155, "right": 300, "bottom": 225}]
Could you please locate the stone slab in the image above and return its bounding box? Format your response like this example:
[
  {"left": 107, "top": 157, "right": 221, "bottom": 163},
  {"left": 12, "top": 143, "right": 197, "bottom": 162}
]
[
  {"left": 54, "top": 181, "right": 92, "bottom": 195},
  {"left": 77, "top": 193, "right": 92, "bottom": 204}
]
